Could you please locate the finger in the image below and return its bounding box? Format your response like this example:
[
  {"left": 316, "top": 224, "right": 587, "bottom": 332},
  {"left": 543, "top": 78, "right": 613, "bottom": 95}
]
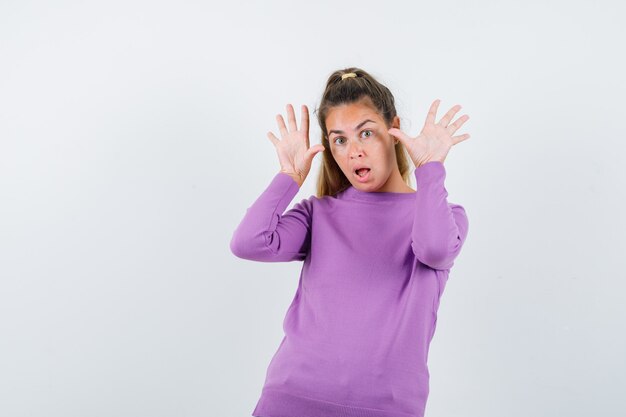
[
  {"left": 451, "top": 133, "right": 470, "bottom": 146},
  {"left": 301, "top": 105, "right": 310, "bottom": 145},
  {"left": 287, "top": 103, "right": 298, "bottom": 132},
  {"left": 267, "top": 131, "right": 280, "bottom": 147},
  {"left": 439, "top": 104, "right": 462, "bottom": 127},
  {"left": 276, "top": 114, "right": 288, "bottom": 138},
  {"left": 424, "top": 99, "right": 441, "bottom": 127},
  {"left": 446, "top": 114, "right": 470, "bottom": 135}
]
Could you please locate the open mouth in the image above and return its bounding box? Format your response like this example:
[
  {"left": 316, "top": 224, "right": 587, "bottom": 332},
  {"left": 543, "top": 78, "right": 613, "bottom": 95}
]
[{"left": 355, "top": 168, "right": 371, "bottom": 178}]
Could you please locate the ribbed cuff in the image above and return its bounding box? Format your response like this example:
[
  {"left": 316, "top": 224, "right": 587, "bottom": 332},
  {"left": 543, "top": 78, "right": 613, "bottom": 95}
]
[{"left": 414, "top": 161, "right": 445, "bottom": 185}]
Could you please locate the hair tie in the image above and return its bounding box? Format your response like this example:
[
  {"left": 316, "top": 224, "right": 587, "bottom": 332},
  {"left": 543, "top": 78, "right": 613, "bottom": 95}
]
[{"left": 341, "top": 72, "right": 357, "bottom": 80}]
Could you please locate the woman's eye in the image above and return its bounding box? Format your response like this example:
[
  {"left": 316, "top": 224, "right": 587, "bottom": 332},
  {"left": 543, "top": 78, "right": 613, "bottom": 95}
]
[{"left": 333, "top": 131, "right": 372, "bottom": 145}]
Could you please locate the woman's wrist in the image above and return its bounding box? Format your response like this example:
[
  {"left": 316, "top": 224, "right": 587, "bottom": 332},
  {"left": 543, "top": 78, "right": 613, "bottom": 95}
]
[{"left": 280, "top": 171, "right": 304, "bottom": 187}]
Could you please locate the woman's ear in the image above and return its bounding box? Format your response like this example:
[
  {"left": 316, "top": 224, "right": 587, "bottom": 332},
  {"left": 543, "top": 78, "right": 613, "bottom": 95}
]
[
  {"left": 392, "top": 116, "right": 400, "bottom": 129},
  {"left": 391, "top": 116, "right": 400, "bottom": 144}
]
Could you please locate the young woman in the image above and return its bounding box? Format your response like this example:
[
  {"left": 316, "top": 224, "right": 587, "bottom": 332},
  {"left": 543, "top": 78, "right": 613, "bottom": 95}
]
[{"left": 230, "top": 67, "right": 471, "bottom": 417}]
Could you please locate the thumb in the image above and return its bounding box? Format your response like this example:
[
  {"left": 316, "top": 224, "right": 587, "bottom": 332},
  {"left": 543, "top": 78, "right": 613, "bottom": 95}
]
[
  {"left": 306, "top": 144, "right": 325, "bottom": 161},
  {"left": 388, "top": 128, "right": 410, "bottom": 144}
]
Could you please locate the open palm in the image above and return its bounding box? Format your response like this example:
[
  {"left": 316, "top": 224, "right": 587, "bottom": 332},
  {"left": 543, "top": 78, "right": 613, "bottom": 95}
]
[
  {"left": 388, "top": 99, "right": 470, "bottom": 167},
  {"left": 267, "top": 104, "right": 325, "bottom": 187}
]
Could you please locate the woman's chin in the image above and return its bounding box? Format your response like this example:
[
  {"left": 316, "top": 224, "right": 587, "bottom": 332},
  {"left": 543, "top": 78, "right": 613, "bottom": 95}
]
[{"left": 351, "top": 179, "right": 380, "bottom": 192}]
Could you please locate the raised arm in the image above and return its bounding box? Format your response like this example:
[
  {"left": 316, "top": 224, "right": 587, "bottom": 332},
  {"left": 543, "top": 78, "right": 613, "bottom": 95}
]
[
  {"left": 230, "top": 103, "right": 324, "bottom": 262},
  {"left": 410, "top": 161, "right": 469, "bottom": 270},
  {"left": 387, "top": 99, "right": 471, "bottom": 270}
]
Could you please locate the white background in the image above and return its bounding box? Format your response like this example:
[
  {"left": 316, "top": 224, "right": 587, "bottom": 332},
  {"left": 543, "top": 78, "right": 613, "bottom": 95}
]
[{"left": 1, "top": 1, "right": 624, "bottom": 416}]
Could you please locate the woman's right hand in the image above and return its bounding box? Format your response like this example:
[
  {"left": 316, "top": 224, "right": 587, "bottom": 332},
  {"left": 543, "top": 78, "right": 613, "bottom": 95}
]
[{"left": 267, "top": 104, "right": 325, "bottom": 187}]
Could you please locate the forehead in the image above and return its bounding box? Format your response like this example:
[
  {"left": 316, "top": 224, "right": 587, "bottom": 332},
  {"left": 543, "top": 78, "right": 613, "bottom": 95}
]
[{"left": 325, "top": 100, "right": 383, "bottom": 128}]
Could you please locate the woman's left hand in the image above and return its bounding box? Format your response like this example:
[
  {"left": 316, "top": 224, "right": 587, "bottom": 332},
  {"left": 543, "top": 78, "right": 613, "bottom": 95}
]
[{"left": 388, "top": 99, "right": 470, "bottom": 167}]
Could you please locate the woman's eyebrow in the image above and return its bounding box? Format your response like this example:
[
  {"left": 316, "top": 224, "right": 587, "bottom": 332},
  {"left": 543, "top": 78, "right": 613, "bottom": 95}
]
[{"left": 328, "top": 119, "right": 376, "bottom": 136}]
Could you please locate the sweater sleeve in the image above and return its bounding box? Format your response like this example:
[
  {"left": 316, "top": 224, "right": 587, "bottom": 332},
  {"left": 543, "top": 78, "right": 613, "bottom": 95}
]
[
  {"left": 411, "top": 161, "right": 469, "bottom": 270},
  {"left": 229, "top": 172, "right": 312, "bottom": 263}
]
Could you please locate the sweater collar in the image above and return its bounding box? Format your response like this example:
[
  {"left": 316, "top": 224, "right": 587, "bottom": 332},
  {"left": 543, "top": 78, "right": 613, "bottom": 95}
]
[{"left": 340, "top": 185, "right": 416, "bottom": 202}]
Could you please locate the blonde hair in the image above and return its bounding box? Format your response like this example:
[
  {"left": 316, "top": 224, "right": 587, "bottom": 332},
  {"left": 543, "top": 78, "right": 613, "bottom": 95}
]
[{"left": 313, "top": 67, "right": 412, "bottom": 198}]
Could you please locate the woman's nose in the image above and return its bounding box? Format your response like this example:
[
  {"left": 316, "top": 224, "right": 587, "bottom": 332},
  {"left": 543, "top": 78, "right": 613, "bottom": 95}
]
[{"left": 348, "top": 140, "right": 364, "bottom": 158}]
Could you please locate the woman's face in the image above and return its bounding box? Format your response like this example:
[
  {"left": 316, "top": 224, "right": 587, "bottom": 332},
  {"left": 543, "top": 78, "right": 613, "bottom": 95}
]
[{"left": 325, "top": 98, "right": 403, "bottom": 193}]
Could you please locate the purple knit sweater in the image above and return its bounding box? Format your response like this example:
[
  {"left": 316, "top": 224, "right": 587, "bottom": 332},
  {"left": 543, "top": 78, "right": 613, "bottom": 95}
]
[{"left": 230, "top": 161, "right": 469, "bottom": 417}]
